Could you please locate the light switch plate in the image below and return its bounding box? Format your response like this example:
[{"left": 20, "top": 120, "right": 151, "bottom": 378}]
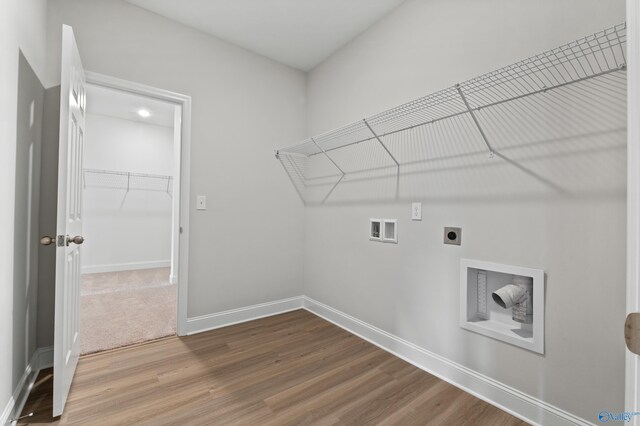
[
  {"left": 411, "top": 202, "right": 422, "bottom": 220},
  {"left": 196, "top": 195, "right": 207, "bottom": 210}
]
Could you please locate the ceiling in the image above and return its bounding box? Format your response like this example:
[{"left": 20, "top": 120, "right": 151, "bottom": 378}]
[
  {"left": 124, "top": 0, "right": 407, "bottom": 71},
  {"left": 86, "top": 84, "right": 176, "bottom": 128}
]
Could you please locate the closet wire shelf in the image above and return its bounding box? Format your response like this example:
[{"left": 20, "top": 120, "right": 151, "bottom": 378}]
[
  {"left": 275, "top": 22, "right": 627, "bottom": 197},
  {"left": 83, "top": 168, "right": 174, "bottom": 196}
]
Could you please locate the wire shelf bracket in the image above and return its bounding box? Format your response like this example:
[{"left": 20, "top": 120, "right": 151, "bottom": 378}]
[
  {"left": 311, "top": 137, "right": 346, "bottom": 177},
  {"left": 455, "top": 84, "right": 495, "bottom": 158},
  {"left": 363, "top": 119, "right": 400, "bottom": 168}
]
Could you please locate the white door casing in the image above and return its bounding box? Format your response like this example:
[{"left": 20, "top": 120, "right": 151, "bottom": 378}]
[
  {"left": 84, "top": 71, "right": 192, "bottom": 337},
  {"left": 621, "top": 0, "right": 640, "bottom": 426},
  {"left": 53, "top": 24, "right": 86, "bottom": 417},
  {"left": 629, "top": 0, "right": 640, "bottom": 421}
]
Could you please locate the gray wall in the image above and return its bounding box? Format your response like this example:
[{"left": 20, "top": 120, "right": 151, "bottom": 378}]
[
  {"left": 304, "top": 0, "right": 626, "bottom": 420},
  {"left": 12, "top": 50, "right": 44, "bottom": 400},
  {"left": 0, "top": 0, "right": 47, "bottom": 415},
  {"left": 40, "top": 0, "right": 306, "bottom": 348},
  {"left": 37, "top": 86, "right": 60, "bottom": 349}
]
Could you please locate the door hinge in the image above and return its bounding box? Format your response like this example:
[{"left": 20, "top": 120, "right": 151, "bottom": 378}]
[
  {"left": 625, "top": 313, "right": 640, "bottom": 355},
  {"left": 57, "top": 235, "right": 66, "bottom": 247}
]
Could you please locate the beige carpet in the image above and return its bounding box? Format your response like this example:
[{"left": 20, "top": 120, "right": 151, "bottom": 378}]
[{"left": 80, "top": 267, "right": 176, "bottom": 355}]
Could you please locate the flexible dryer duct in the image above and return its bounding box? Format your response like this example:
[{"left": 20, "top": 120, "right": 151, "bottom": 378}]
[{"left": 492, "top": 276, "right": 533, "bottom": 324}]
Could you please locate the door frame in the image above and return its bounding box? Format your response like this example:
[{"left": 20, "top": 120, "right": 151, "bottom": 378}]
[
  {"left": 84, "top": 71, "right": 191, "bottom": 336},
  {"left": 628, "top": 0, "right": 640, "bottom": 418}
]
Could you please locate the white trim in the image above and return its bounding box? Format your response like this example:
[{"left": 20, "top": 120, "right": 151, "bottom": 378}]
[
  {"left": 84, "top": 71, "right": 192, "bottom": 337},
  {"left": 81, "top": 260, "right": 170, "bottom": 274},
  {"left": 186, "top": 296, "right": 304, "bottom": 335},
  {"left": 0, "top": 357, "right": 35, "bottom": 426},
  {"left": 628, "top": 0, "right": 640, "bottom": 421},
  {"left": 1, "top": 397, "right": 12, "bottom": 425},
  {"left": 37, "top": 346, "right": 54, "bottom": 370},
  {"left": 302, "top": 296, "right": 592, "bottom": 426},
  {"left": 170, "top": 106, "right": 181, "bottom": 293},
  {"left": 0, "top": 346, "right": 54, "bottom": 426}
]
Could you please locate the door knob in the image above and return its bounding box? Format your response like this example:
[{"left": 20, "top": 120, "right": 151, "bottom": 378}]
[
  {"left": 625, "top": 313, "right": 640, "bottom": 355},
  {"left": 40, "top": 236, "right": 55, "bottom": 246},
  {"left": 67, "top": 235, "right": 85, "bottom": 245}
]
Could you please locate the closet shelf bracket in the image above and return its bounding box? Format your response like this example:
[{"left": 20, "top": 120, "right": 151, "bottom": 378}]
[
  {"left": 455, "top": 84, "right": 494, "bottom": 158},
  {"left": 312, "top": 137, "right": 346, "bottom": 178},
  {"left": 363, "top": 119, "right": 400, "bottom": 169}
]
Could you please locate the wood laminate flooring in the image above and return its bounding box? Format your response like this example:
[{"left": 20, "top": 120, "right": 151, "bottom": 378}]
[{"left": 18, "top": 309, "right": 527, "bottom": 425}]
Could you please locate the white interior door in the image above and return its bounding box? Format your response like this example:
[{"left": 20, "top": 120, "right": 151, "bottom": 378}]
[{"left": 53, "top": 24, "right": 86, "bottom": 417}]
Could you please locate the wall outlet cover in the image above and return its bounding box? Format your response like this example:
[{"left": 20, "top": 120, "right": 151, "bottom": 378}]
[{"left": 411, "top": 202, "right": 422, "bottom": 220}]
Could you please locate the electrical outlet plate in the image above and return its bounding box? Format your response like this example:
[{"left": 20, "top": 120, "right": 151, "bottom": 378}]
[
  {"left": 411, "top": 202, "right": 422, "bottom": 220},
  {"left": 444, "top": 227, "right": 461, "bottom": 245}
]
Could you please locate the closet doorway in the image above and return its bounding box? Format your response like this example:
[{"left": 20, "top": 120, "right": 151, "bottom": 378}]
[{"left": 79, "top": 79, "right": 186, "bottom": 355}]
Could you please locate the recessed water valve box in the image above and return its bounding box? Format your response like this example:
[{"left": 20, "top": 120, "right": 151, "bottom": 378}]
[
  {"left": 460, "top": 259, "right": 544, "bottom": 354},
  {"left": 370, "top": 219, "right": 382, "bottom": 241},
  {"left": 382, "top": 219, "right": 397, "bottom": 244},
  {"left": 444, "top": 227, "right": 461, "bottom": 245}
]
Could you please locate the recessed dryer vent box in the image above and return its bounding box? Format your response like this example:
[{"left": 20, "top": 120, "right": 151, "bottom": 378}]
[{"left": 460, "top": 259, "right": 544, "bottom": 354}]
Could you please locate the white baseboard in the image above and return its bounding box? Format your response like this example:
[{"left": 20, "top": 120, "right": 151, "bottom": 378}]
[
  {"left": 82, "top": 260, "right": 171, "bottom": 274},
  {"left": 1, "top": 346, "right": 53, "bottom": 426},
  {"left": 37, "top": 346, "right": 53, "bottom": 370},
  {"left": 301, "top": 296, "right": 592, "bottom": 426},
  {"left": 186, "top": 296, "right": 304, "bottom": 335}
]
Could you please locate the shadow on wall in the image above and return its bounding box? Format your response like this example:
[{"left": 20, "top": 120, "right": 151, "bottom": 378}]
[
  {"left": 280, "top": 71, "right": 626, "bottom": 205},
  {"left": 36, "top": 85, "right": 61, "bottom": 350},
  {"left": 13, "top": 50, "right": 44, "bottom": 398}
]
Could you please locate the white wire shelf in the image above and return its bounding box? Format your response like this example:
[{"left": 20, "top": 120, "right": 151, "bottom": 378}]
[
  {"left": 83, "top": 168, "right": 173, "bottom": 195},
  {"left": 276, "top": 22, "right": 626, "bottom": 167}
]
